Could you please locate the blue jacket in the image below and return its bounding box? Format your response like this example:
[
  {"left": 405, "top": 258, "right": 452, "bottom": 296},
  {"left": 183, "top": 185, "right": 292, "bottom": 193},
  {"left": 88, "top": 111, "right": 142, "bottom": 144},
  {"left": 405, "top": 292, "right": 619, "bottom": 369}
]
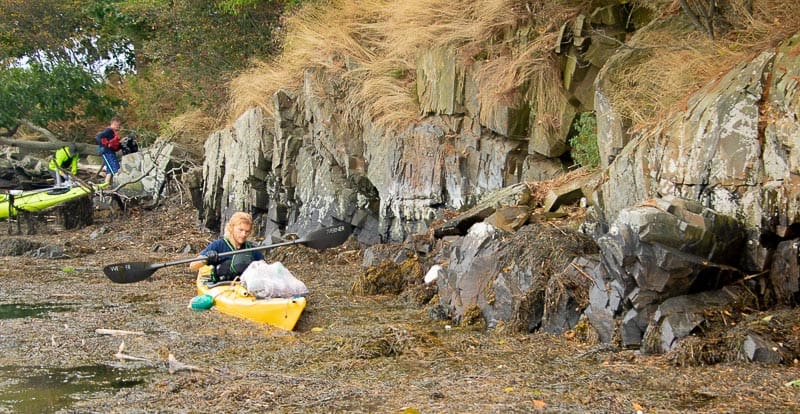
[
  {"left": 95, "top": 127, "right": 120, "bottom": 155},
  {"left": 201, "top": 238, "right": 264, "bottom": 271}
]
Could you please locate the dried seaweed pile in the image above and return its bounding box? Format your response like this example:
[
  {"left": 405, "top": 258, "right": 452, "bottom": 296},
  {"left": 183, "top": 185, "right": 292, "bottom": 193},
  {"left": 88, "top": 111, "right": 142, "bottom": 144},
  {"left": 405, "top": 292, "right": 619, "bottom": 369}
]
[
  {"left": 668, "top": 307, "right": 800, "bottom": 366},
  {"left": 494, "top": 224, "right": 599, "bottom": 333}
]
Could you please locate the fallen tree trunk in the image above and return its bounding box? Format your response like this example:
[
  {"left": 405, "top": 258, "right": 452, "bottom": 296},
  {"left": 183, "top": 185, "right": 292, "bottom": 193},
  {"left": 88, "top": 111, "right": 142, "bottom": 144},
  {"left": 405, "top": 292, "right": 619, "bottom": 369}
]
[{"left": 0, "top": 137, "right": 96, "bottom": 156}]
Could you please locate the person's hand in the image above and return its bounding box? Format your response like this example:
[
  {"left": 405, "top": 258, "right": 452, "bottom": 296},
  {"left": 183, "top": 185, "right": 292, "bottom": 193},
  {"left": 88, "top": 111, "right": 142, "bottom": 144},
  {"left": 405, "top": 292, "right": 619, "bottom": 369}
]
[{"left": 205, "top": 250, "right": 220, "bottom": 265}]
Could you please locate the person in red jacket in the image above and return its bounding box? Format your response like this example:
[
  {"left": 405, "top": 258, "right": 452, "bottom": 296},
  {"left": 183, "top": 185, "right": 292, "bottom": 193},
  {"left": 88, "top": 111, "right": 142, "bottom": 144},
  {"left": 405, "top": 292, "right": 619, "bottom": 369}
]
[{"left": 95, "top": 117, "right": 123, "bottom": 185}]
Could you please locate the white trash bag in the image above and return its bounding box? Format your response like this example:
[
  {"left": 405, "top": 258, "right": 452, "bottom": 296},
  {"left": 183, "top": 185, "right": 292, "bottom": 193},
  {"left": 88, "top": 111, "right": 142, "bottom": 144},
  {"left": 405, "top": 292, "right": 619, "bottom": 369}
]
[{"left": 240, "top": 261, "right": 308, "bottom": 298}]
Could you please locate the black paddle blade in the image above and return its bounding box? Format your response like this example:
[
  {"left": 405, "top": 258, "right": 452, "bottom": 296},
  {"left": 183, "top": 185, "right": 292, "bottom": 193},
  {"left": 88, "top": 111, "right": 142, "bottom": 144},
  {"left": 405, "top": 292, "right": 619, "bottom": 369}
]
[
  {"left": 303, "top": 223, "right": 353, "bottom": 250},
  {"left": 103, "top": 262, "right": 161, "bottom": 284}
]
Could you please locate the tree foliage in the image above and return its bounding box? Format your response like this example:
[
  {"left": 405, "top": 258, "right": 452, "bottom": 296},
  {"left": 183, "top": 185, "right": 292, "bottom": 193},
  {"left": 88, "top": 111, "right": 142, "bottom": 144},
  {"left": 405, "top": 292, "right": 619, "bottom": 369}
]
[
  {"left": 86, "top": 0, "right": 287, "bottom": 130},
  {"left": 1, "top": 0, "right": 289, "bottom": 139},
  {"left": 569, "top": 112, "right": 600, "bottom": 170},
  {"left": 0, "top": 62, "right": 122, "bottom": 137},
  {"left": 0, "top": 0, "right": 86, "bottom": 63},
  {"left": 0, "top": 0, "right": 131, "bottom": 139}
]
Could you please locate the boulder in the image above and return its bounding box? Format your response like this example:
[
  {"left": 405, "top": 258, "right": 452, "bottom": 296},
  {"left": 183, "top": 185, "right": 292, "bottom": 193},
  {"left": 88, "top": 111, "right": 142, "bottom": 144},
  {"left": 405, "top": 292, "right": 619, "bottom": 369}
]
[
  {"left": 433, "top": 182, "right": 530, "bottom": 237},
  {"left": 741, "top": 333, "right": 784, "bottom": 364},
  {"left": 115, "top": 139, "right": 178, "bottom": 201},
  {"left": 0, "top": 238, "right": 42, "bottom": 256},
  {"left": 434, "top": 221, "right": 597, "bottom": 332},
  {"left": 542, "top": 169, "right": 601, "bottom": 211},
  {"left": 598, "top": 196, "right": 744, "bottom": 308},
  {"left": 642, "top": 286, "right": 743, "bottom": 354},
  {"left": 769, "top": 239, "right": 800, "bottom": 306}
]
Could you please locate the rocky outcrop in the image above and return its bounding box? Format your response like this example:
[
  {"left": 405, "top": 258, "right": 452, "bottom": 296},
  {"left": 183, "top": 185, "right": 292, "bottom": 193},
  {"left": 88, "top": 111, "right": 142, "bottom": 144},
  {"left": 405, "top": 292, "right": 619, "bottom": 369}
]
[
  {"left": 422, "top": 29, "right": 800, "bottom": 361},
  {"left": 590, "top": 196, "right": 747, "bottom": 349},
  {"left": 595, "top": 33, "right": 800, "bottom": 272},
  {"left": 190, "top": 4, "right": 800, "bottom": 363},
  {"left": 195, "top": 4, "right": 633, "bottom": 242},
  {"left": 578, "top": 32, "right": 800, "bottom": 356}
]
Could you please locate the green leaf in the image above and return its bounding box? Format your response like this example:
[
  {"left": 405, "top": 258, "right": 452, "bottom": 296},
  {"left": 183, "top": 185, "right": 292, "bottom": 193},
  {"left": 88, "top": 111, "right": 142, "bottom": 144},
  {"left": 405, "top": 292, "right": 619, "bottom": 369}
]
[{"left": 568, "top": 112, "right": 600, "bottom": 170}]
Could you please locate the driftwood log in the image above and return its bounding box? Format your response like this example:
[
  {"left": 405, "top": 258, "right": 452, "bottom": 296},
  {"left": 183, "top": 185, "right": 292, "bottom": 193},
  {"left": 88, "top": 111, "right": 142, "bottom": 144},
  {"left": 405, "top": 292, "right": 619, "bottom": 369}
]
[
  {"left": 96, "top": 328, "right": 145, "bottom": 336},
  {"left": 114, "top": 341, "right": 152, "bottom": 362},
  {"left": 168, "top": 353, "right": 205, "bottom": 374}
]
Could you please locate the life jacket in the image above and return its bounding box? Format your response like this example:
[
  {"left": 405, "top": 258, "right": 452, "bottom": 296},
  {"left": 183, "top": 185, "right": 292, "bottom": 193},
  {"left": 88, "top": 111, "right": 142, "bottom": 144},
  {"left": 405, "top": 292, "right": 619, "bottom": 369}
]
[
  {"left": 213, "top": 239, "right": 255, "bottom": 281},
  {"left": 58, "top": 146, "right": 75, "bottom": 169},
  {"left": 49, "top": 146, "right": 76, "bottom": 171},
  {"left": 96, "top": 128, "right": 121, "bottom": 152}
]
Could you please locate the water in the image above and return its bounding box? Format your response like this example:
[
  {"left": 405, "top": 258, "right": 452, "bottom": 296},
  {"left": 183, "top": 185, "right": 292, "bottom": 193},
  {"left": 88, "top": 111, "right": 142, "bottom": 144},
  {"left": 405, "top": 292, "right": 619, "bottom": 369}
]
[
  {"left": 0, "top": 303, "right": 153, "bottom": 412},
  {"left": 0, "top": 365, "right": 150, "bottom": 413},
  {"left": 0, "top": 303, "right": 75, "bottom": 319}
]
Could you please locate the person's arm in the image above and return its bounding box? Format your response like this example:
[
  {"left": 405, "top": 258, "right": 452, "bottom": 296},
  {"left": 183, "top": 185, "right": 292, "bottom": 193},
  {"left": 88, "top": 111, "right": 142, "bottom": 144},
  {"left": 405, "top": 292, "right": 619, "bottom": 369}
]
[
  {"left": 253, "top": 249, "right": 265, "bottom": 262},
  {"left": 70, "top": 155, "right": 78, "bottom": 175},
  {"left": 96, "top": 128, "right": 109, "bottom": 144},
  {"left": 189, "top": 240, "right": 224, "bottom": 270},
  {"left": 96, "top": 128, "right": 115, "bottom": 149}
]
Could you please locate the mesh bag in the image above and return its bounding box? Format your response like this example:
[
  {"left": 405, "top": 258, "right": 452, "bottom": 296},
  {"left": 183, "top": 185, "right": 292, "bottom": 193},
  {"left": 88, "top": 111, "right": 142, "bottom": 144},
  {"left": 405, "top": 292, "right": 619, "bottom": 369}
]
[{"left": 241, "top": 261, "right": 309, "bottom": 298}]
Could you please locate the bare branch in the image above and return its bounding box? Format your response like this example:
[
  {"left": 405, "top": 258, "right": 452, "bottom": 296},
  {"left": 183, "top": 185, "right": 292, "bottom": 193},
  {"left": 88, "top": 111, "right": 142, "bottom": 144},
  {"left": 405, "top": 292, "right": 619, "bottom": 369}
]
[
  {"left": 20, "top": 119, "right": 60, "bottom": 142},
  {"left": 0, "top": 124, "right": 20, "bottom": 137},
  {"left": 168, "top": 353, "right": 206, "bottom": 374},
  {"left": 680, "top": 0, "right": 715, "bottom": 40},
  {"left": 114, "top": 340, "right": 153, "bottom": 362}
]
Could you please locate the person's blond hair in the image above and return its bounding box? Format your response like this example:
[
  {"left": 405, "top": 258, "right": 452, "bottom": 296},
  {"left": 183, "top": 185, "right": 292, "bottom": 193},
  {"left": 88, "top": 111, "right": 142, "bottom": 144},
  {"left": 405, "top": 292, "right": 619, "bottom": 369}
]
[{"left": 224, "top": 212, "right": 253, "bottom": 238}]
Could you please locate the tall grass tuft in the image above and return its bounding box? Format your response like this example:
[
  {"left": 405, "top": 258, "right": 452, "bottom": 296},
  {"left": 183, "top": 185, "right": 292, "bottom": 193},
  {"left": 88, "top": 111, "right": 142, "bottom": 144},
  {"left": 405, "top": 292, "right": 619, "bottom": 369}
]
[
  {"left": 228, "top": 0, "right": 800, "bottom": 138},
  {"left": 227, "top": 0, "right": 581, "bottom": 132},
  {"left": 606, "top": 0, "right": 800, "bottom": 130}
]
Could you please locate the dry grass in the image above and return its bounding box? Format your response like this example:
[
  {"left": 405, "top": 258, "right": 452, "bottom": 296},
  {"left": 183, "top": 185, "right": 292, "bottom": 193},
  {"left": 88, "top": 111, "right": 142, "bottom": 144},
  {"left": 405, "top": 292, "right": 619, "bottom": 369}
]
[
  {"left": 228, "top": 0, "right": 582, "bottom": 132},
  {"left": 604, "top": 27, "right": 745, "bottom": 130},
  {"left": 228, "top": 0, "right": 386, "bottom": 120},
  {"left": 606, "top": 0, "right": 800, "bottom": 131},
  {"left": 163, "top": 109, "right": 219, "bottom": 150},
  {"left": 342, "top": 58, "right": 419, "bottom": 130},
  {"left": 228, "top": 0, "right": 800, "bottom": 140}
]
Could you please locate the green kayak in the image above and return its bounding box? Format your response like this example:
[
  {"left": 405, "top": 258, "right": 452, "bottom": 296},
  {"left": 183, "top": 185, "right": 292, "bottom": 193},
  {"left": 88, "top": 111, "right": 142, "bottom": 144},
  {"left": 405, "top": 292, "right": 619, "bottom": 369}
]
[{"left": 0, "top": 182, "right": 108, "bottom": 219}]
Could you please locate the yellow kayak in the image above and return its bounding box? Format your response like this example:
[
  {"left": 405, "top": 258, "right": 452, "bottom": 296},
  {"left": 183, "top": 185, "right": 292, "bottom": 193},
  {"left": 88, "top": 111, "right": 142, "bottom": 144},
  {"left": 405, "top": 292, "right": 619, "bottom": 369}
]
[
  {"left": 0, "top": 182, "right": 108, "bottom": 220},
  {"left": 196, "top": 270, "right": 307, "bottom": 331}
]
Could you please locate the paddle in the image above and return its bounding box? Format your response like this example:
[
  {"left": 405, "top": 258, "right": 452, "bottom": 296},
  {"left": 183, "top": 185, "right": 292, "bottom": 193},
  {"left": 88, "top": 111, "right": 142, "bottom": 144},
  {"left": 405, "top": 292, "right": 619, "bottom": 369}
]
[
  {"left": 103, "top": 222, "right": 353, "bottom": 284},
  {"left": 57, "top": 168, "right": 98, "bottom": 193}
]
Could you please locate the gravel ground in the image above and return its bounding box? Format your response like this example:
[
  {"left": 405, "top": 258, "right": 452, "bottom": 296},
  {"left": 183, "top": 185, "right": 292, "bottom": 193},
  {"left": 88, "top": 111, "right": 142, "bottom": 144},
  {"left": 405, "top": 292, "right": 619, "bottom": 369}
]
[{"left": 0, "top": 199, "right": 798, "bottom": 413}]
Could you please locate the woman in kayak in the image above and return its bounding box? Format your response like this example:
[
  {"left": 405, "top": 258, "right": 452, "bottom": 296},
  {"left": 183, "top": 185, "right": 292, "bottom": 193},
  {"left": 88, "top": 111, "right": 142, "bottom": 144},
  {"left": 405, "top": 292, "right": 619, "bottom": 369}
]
[{"left": 189, "top": 212, "right": 265, "bottom": 282}]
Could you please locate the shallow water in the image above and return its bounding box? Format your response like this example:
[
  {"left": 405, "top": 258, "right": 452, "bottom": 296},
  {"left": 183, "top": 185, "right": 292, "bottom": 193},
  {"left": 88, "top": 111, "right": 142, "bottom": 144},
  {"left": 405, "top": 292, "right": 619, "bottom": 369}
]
[
  {"left": 0, "top": 365, "right": 151, "bottom": 413},
  {"left": 0, "top": 303, "right": 75, "bottom": 320}
]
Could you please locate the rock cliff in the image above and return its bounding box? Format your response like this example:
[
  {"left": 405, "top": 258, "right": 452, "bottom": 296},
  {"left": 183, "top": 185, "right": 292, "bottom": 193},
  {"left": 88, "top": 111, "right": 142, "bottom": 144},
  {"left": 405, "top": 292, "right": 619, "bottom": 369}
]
[{"left": 191, "top": 2, "right": 800, "bottom": 360}]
